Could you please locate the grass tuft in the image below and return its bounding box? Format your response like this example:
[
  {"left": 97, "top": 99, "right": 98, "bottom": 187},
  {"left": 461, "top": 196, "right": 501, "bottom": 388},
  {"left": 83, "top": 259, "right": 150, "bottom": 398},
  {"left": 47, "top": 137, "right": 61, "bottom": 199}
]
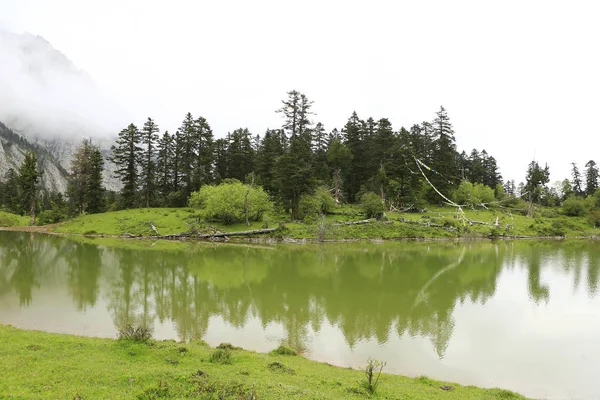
[
  {"left": 270, "top": 345, "right": 297, "bottom": 356},
  {"left": 209, "top": 348, "right": 233, "bottom": 364},
  {"left": 117, "top": 324, "right": 153, "bottom": 343}
]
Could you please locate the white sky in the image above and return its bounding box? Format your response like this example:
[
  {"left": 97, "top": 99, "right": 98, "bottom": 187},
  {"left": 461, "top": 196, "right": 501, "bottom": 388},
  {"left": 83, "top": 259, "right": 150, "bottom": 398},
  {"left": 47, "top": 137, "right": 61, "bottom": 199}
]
[{"left": 1, "top": 0, "right": 599, "bottom": 183}]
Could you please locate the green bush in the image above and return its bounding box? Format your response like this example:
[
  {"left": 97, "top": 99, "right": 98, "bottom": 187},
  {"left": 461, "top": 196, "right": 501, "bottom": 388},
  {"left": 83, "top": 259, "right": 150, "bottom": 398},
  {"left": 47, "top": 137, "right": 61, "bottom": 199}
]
[
  {"left": 454, "top": 181, "right": 496, "bottom": 208},
  {"left": 360, "top": 192, "right": 384, "bottom": 220},
  {"left": 36, "top": 209, "right": 68, "bottom": 225},
  {"left": 562, "top": 196, "right": 588, "bottom": 216},
  {"left": 298, "top": 194, "right": 321, "bottom": 220},
  {"left": 188, "top": 180, "right": 273, "bottom": 225},
  {"left": 297, "top": 186, "right": 336, "bottom": 220},
  {"left": 314, "top": 186, "right": 336, "bottom": 214},
  {"left": 588, "top": 210, "right": 600, "bottom": 227}
]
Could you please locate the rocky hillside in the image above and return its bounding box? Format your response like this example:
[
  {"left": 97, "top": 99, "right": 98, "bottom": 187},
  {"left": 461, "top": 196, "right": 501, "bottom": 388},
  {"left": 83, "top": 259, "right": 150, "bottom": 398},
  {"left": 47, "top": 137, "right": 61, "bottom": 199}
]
[{"left": 0, "top": 121, "right": 68, "bottom": 193}]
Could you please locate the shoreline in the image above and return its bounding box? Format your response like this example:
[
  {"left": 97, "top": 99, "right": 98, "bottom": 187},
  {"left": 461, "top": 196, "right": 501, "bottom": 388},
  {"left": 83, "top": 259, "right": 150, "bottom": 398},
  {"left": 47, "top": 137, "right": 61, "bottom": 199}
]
[
  {"left": 0, "top": 324, "right": 530, "bottom": 399},
  {"left": 1, "top": 224, "right": 598, "bottom": 244}
]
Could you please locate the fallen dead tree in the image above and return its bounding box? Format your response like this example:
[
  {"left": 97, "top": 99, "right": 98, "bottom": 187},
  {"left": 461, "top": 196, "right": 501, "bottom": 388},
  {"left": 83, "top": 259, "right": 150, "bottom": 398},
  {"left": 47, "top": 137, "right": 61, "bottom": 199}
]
[
  {"left": 333, "top": 219, "right": 393, "bottom": 227},
  {"left": 148, "top": 227, "right": 279, "bottom": 240},
  {"left": 333, "top": 219, "right": 375, "bottom": 226}
]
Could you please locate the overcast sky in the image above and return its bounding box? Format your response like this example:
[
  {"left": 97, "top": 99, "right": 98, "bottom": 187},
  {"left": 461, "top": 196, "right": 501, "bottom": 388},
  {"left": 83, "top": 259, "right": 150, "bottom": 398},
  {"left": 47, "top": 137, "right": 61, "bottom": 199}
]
[{"left": 1, "top": 0, "right": 599, "bottom": 183}]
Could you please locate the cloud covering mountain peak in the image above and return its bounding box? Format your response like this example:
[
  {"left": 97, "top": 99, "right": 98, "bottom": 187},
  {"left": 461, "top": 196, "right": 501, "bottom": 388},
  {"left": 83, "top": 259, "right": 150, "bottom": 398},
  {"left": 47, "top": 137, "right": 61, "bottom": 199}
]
[{"left": 0, "top": 27, "right": 126, "bottom": 140}]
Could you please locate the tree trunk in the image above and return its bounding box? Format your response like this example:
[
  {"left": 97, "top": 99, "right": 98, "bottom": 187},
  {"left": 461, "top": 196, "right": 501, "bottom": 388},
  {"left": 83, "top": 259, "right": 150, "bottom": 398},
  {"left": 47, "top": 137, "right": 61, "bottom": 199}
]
[
  {"left": 29, "top": 197, "right": 36, "bottom": 226},
  {"left": 244, "top": 173, "right": 255, "bottom": 227}
]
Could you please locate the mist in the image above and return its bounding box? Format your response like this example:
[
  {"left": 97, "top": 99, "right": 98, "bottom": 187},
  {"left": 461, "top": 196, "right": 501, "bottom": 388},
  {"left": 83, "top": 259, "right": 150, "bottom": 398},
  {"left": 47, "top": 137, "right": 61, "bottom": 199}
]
[{"left": 0, "top": 28, "right": 128, "bottom": 143}]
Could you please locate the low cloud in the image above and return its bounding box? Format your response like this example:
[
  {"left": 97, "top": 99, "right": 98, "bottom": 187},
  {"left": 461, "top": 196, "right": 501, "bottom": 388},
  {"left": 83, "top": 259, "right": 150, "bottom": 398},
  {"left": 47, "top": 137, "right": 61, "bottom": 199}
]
[{"left": 0, "top": 27, "right": 127, "bottom": 141}]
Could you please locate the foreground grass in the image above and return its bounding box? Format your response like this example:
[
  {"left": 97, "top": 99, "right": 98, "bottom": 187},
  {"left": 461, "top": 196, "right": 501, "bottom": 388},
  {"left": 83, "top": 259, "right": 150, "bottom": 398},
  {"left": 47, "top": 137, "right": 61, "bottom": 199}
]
[
  {"left": 0, "top": 210, "right": 29, "bottom": 227},
  {"left": 0, "top": 325, "right": 528, "bottom": 399},
  {"left": 49, "top": 204, "right": 599, "bottom": 240}
]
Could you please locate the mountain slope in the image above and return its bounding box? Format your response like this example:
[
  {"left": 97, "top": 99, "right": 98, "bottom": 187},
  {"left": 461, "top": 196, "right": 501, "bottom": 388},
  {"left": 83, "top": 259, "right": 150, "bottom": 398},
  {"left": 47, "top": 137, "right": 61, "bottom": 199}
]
[{"left": 0, "top": 121, "right": 69, "bottom": 193}]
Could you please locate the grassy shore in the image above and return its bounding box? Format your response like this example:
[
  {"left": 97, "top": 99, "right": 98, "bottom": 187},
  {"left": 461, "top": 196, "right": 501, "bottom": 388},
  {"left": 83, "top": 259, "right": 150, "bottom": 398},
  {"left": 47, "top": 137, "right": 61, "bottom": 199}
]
[
  {"left": 50, "top": 205, "right": 599, "bottom": 240},
  {"left": 1, "top": 204, "right": 598, "bottom": 240},
  {"left": 0, "top": 325, "right": 528, "bottom": 399}
]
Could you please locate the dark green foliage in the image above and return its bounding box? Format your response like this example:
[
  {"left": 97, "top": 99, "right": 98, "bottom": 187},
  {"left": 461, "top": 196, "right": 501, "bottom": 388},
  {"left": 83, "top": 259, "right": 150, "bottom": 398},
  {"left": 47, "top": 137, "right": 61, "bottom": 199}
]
[
  {"left": 140, "top": 118, "right": 159, "bottom": 208},
  {"left": 18, "top": 152, "right": 42, "bottom": 225},
  {"left": 109, "top": 123, "right": 142, "bottom": 209},
  {"left": 67, "top": 139, "right": 105, "bottom": 215},
  {"left": 255, "top": 129, "right": 284, "bottom": 194},
  {"left": 271, "top": 91, "right": 317, "bottom": 219},
  {"left": 585, "top": 160, "right": 599, "bottom": 196},
  {"left": 571, "top": 162, "right": 583, "bottom": 196},
  {"left": 156, "top": 130, "right": 174, "bottom": 203},
  {"left": 1, "top": 168, "right": 21, "bottom": 214},
  {"left": 429, "top": 106, "right": 458, "bottom": 201},
  {"left": 525, "top": 161, "right": 550, "bottom": 216},
  {"left": 93, "top": 93, "right": 510, "bottom": 219}
]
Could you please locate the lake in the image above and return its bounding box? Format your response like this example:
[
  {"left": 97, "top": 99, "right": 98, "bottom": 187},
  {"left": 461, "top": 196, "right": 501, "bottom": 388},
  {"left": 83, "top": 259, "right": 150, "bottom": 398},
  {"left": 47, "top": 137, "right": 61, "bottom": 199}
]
[{"left": 1, "top": 231, "right": 599, "bottom": 399}]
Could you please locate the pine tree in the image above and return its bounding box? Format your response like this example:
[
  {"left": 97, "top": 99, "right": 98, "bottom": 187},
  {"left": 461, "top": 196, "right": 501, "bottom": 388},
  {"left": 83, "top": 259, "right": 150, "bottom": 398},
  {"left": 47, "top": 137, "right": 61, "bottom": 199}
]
[
  {"left": 2, "top": 168, "right": 21, "bottom": 214},
  {"left": 87, "top": 146, "right": 105, "bottom": 214},
  {"left": 481, "top": 151, "right": 502, "bottom": 188},
  {"left": 276, "top": 90, "right": 301, "bottom": 139},
  {"left": 312, "top": 122, "right": 329, "bottom": 182},
  {"left": 179, "top": 113, "right": 196, "bottom": 193},
  {"left": 571, "top": 162, "right": 583, "bottom": 196},
  {"left": 18, "top": 151, "right": 42, "bottom": 225},
  {"left": 140, "top": 118, "right": 159, "bottom": 208},
  {"left": 430, "top": 106, "right": 458, "bottom": 202},
  {"left": 109, "top": 123, "right": 142, "bottom": 209},
  {"left": 525, "top": 161, "right": 550, "bottom": 216},
  {"left": 227, "top": 128, "right": 255, "bottom": 182},
  {"left": 274, "top": 91, "right": 316, "bottom": 218},
  {"left": 156, "top": 131, "right": 175, "bottom": 201},
  {"left": 213, "top": 138, "right": 229, "bottom": 181},
  {"left": 68, "top": 139, "right": 105, "bottom": 214},
  {"left": 585, "top": 160, "right": 599, "bottom": 196},
  {"left": 343, "top": 111, "right": 367, "bottom": 202},
  {"left": 256, "top": 129, "right": 284, "bottom": 194},
  {"left": 191, "top": 116, "right": 214, "bottom": 190},
  {"left": 274, "top": 135, "right": 315, "bottom": 219}
]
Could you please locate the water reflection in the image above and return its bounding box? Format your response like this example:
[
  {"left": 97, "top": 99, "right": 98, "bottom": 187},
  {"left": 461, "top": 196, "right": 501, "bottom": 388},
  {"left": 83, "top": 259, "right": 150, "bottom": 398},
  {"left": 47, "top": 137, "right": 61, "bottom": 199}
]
[{"left": 2, "top": 233, "right": 600, "bottom": 358}]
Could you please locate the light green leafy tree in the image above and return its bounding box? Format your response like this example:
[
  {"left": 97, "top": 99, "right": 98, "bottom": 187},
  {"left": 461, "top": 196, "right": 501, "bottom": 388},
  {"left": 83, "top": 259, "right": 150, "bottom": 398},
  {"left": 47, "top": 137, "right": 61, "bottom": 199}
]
[
  {"left": 188, "top": 180, "right": 273, "bottom": 225},
  {"left": 454, "top": 181, "right": 496, "bottom": 208}
]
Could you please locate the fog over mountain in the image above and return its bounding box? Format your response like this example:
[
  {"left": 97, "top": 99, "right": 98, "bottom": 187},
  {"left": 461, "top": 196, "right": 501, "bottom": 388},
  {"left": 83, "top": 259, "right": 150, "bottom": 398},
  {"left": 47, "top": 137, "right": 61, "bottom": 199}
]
[
  {"left": 0, "top": 28, "right": 126, "bottom": 140},
  {"left": 0, "top": 28, "right": 126, "bottom": 191}
]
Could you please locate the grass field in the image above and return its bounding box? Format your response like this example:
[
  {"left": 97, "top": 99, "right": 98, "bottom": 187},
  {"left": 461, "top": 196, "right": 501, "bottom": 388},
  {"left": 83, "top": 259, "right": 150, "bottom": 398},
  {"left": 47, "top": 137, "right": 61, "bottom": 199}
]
[
  {"left": 0, "top": 325, "right": 528, "bottom": 399},
  {"left": 2, "top": 203, "right": 598, "bottom": 240},
  {"left": 47, "top": 204, "right": 599, "bottom": 240}
]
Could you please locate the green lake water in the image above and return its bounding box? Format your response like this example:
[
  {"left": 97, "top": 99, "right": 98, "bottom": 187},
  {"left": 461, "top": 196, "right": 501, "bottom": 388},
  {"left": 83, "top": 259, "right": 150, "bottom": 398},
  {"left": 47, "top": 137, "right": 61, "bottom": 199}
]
[{"left": 1, "top": 231, "right": 600, "bottom": 399}]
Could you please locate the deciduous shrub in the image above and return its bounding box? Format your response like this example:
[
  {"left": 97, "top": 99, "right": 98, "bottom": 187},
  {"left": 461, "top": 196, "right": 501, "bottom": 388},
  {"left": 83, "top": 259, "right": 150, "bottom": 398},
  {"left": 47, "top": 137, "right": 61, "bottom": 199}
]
[
  {"left": 360, "top": 192, "right": 384, "bottom": 220},
  {"left": 188, "top": 180, "right": 273, "bottom": 225},
  {"left": 454, "top": 181, "right": 496, "bottom": 208},
  {"left": 589, "top": 210, "right": 600, "bottom": 227},
  {"left": 297, "top": 186, "right": 336, "bottom": 220},
  {"left": 562, "top": 196, "right": 588, "bottom": 216}
]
